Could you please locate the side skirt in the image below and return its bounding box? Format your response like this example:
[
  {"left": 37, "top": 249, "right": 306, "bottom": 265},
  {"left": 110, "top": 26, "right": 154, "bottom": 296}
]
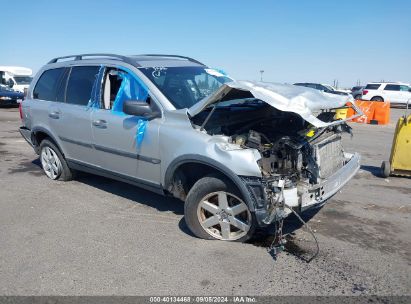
[{"left": 66, "top": 159, "right": 165, "bottom": 195}]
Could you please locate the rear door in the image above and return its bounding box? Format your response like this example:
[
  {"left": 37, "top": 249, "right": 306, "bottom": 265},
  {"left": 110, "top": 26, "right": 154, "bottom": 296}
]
[
  {"left": 383, "top": 84, "right": 402, "bottom": 103},
  {"left": 50, "top": 65, "right": 100, "bottom": 165},
  {"left": 91, "top": 66, "right": 161, "bottom": 186},
  {"left": 31, "top": 67, "right": 68, "bottom": 145}
]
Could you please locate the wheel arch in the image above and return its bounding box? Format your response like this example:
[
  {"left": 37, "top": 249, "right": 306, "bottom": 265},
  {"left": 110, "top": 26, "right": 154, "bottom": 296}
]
[
  {"left": 31, "top": 127, "right": 64, "bottom": 155},
  {"left": 371, "top": 96, "right": 384, "bottom": 101},
  {"left": 164, "top": 155, "right": 257, "bottom": 211}
]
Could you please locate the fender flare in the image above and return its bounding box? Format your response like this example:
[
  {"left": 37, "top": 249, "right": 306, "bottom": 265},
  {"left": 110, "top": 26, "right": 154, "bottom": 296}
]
[
  {"left": 164, "top": 154, "right": 258, "bottom": 211},
  {"left": 31, "top": 126, "right": 64, "bottom": 155}
]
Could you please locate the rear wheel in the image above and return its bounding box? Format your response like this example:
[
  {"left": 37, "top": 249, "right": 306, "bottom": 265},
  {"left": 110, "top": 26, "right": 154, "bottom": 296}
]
[
  {"left": 184, "top": 176, "right": 255, "bottom": 242},
  {"left": 39, "top": 139, "right": 74, "bottom": 181},
  {"left": 354, "top": 94, "right": 361, "bottom": 100},
  {"left": 371, "top": 96, "right": 384, "bottom": 102}
]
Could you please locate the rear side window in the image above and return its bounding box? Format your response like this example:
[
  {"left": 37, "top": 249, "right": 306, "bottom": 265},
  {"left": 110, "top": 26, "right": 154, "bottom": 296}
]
[
  {"left": 365, "top": 84, "right": 381, "bottom": 90},
  {"left": 33, "top": 68, "right": 65, "bottom": 100},
  {"left": 66, "top": 66, "right": 99, "bottom": 106},
  {"left": 384, "top": 84, "right": 400, "bottom": 91}
]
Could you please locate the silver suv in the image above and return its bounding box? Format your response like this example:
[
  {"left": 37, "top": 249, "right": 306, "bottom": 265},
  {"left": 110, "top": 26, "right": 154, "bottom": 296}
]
[{"left": 19, "top": 54, "right": 361, "bottom": 242}]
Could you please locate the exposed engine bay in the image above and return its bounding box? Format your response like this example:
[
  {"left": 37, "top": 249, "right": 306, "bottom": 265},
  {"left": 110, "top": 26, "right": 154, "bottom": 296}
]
[{"left": 191, "top": 101, "right": 355, "bottom": 222}]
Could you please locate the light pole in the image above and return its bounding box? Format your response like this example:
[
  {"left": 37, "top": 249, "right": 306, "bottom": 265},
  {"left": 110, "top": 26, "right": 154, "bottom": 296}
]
[{"left": 260, "top": 70, "right": 264, "bottom": 82}]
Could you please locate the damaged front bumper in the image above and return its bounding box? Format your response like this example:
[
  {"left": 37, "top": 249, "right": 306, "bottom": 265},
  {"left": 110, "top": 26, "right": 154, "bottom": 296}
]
[{"left": 245, "top": 152, "right": 361, "bottom": 226}]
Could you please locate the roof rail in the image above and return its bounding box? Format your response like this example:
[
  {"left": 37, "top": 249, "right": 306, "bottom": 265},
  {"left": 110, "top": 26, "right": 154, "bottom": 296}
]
[
  {"left": 48, "top": 53, "right": 134, "bottom": 65},
  {"left": 136, "top": 54, "right": 205, "bottom": 66}
]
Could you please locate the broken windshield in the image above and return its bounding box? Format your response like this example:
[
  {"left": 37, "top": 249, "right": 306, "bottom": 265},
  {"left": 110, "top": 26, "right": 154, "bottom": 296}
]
[{"left": 139, "top": 66, "right": 232, "bottom": 109}]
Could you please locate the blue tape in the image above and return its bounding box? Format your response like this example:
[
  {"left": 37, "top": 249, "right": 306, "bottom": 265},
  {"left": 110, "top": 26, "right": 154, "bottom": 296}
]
[
  {"left": 111, "top": 71, "right": 149, "bottom": 114},
  {"left": 136, "top": 119, "right": 147, "bottom": 148}
]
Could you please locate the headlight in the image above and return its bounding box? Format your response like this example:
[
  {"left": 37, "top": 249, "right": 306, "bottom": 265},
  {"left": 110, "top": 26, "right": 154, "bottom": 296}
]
[{"left": 0, "top": 96, "right": 12, "bottom": 100}]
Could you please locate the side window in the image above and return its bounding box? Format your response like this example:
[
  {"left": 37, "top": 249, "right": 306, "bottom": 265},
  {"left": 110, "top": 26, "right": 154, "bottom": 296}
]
[
  {"left": 33, "top": 68, "right": 65, "bottom": 100},
  {"left": 101, "top": 68, "right": 148, "bottom": 111},
  {"left": 66, "top": 66, "right": 100, "bottom": 106},
  {"left": 365, "top": 84, "right": 381, "bottom": 90},
  {"left": 399, "top": 85, "right": 410, "bottom": 92},
  {"left": 384, "top": 84, "right": 400, "bottom": 91}
]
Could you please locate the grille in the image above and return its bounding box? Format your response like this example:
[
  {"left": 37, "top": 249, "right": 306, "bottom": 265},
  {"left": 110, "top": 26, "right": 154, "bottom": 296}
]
[{"left": 312, "top": 133, "right": 344, "bottom": 178}]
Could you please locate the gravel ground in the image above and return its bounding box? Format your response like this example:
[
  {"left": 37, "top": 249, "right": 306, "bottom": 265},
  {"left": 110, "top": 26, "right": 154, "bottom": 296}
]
[{"left": 0, "top": 106, "right": 410, "bottom": 296}]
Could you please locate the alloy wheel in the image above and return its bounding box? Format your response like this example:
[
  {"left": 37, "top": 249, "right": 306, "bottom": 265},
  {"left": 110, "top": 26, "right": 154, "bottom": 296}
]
[
  {"left": 197, "top": 191, "right": 251, "bottom": 241},
  {"left": 40, "top": 146, "right": 62, "bottom": 180}
]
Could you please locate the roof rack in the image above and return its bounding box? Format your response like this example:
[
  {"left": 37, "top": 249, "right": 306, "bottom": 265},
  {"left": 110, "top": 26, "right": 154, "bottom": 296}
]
[
  {"left": 48, "top": 53, "right": 134, "bottom": 65},
  {"left": 136, "top": 54, "right": 205, "bottom": 66}
]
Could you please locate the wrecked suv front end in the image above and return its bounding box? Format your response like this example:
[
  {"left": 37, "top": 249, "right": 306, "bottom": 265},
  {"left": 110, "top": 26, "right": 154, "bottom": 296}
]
[{"left": 189, "top": 81, "right": 362, "bottom": 227}]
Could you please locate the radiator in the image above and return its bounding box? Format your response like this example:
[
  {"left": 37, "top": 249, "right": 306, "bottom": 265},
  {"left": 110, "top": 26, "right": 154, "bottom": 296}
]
[{"left": 312, "top": 133, "right": 345, "bottom": 179}]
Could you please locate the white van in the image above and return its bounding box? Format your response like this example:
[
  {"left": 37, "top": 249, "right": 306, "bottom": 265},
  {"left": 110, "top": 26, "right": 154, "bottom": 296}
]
[{"left": 0, "top": 66, "right": 33, "bottom": 93}]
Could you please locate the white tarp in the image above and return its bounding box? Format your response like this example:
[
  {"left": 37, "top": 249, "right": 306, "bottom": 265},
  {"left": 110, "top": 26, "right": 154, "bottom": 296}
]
[{"left": 188, "top": 81, "right": 355, "bottom": 128}]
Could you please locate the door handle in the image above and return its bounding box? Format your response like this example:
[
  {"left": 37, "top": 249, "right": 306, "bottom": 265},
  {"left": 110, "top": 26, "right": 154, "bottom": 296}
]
[
  {"left": 48, "top": 111, "right": 60, "bottom": 119},
  {"left": 92, "top": 119, "right": 107, "bottom": 128}
]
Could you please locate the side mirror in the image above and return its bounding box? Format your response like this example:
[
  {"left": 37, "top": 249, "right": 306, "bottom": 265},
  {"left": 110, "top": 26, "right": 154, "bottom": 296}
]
[
  {"left": 123, "top": 100, "right": 159, "bottom": 119},
  {"left": 7, "top": 79, "right": 14, "bottom": 88},
  {"left": 408, "top": 88, "right": 411, "bottom": 92}
]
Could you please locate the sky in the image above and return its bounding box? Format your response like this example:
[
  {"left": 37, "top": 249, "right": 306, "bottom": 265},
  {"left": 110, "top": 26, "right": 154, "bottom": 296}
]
[{"left": 2, "top": 0, "right": 410, "bottom": 88}]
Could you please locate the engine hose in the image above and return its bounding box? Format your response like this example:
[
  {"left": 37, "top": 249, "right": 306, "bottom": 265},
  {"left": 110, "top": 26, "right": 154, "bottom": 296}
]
[{"left": 284, "top": 203, "right": 320, "bottom": 262}]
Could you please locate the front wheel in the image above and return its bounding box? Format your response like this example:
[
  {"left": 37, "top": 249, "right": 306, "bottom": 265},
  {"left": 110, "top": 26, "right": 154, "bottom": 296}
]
[{"left": 184, "top": 176, "right": 256, "bottom": 242}]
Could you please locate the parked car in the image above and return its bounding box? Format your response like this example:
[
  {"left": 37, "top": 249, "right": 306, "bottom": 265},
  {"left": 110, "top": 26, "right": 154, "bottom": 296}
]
[
  {"left": 0, "top": 66, "right": 33, "bottom": 93},
  {"left": 0, "top": 84, "right": 24, "bottom": 105},
  {"left": 19, "top": 54, "right": 361, "bottom": 242},
  {"left": 293, "top": 83, "right": 349, "bottom": 96},
  {"left": 350, "top": 86, "right": 364, "bottom": 100},
  {"left": 361, "top": 82, "right": 411, "bottom": 105}
]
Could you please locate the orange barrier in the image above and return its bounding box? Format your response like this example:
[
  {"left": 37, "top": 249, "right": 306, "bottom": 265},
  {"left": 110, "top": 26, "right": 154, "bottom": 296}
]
[
  {"left": 351, "top": 100, "right": 375, "bottom": 124},
  {"left": 373, "top": 101, "right": 390, "bottom": 125},
  {"left": 346, "top": 100, "right": 391, "bottom": 125},
  {"left": 346, "top": 104, "right": 355, "bottom": 118}
]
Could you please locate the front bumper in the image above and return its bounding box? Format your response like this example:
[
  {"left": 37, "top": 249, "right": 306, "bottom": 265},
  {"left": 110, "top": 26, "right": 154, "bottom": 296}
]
[
  {"left": 299, "top": 152, "right": 361, "bottom": 211},
  {"left": 252, "top": 152, "right": 361, "bottom": 226}
]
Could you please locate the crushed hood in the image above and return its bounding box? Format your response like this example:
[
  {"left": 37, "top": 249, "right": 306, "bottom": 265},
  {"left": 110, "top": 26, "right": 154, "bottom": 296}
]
[{"left": 188, "top": 81, "right": 356, "bottom": 128}]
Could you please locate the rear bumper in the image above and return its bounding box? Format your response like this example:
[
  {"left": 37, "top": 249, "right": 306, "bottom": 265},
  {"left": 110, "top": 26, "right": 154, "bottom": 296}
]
[{"left": 19, "top": 127, "right": 35, "bottom": 148}]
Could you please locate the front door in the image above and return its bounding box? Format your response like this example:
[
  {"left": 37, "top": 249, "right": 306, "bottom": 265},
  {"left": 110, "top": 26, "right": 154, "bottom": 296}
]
[{"left": 91, "top": 67, "right": 161, "bottom": 186}]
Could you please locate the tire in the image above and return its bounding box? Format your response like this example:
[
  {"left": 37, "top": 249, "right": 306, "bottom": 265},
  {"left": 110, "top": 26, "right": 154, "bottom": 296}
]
[
  {"left": 381, "top": 161, "right": 391, "bottom": 178},
  {"left": 184, "top": 176, "right": 256, "bottom": 242},
  {"left": 354, "top": 94, "right": 361, "bottom": 100},
  {"left": 39, "top": 139, "right": 75, "bottom": 181},
  {"left": 371, "top": 96, "right": 384, "bottom": 102}
]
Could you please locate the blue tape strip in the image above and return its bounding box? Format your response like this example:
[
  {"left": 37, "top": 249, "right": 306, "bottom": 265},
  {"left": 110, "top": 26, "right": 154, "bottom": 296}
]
[{"left": 136, "top": 119, "right": 147, "bottom": 148}]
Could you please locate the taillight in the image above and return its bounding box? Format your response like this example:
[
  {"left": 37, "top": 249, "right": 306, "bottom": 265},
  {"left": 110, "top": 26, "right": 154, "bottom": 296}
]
[
  {"left": 362, "top": 90, "right": 368, "bottom": 95},
  {"left": 19, "top": 102, "right": 23, "bottom": 120}
]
